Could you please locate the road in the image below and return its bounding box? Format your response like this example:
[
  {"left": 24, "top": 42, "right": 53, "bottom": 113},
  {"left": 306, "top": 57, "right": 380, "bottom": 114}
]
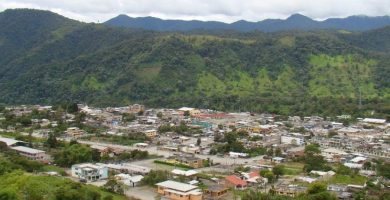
[{"left": 77, "top": 140, "right": 263, "bottom": 166}]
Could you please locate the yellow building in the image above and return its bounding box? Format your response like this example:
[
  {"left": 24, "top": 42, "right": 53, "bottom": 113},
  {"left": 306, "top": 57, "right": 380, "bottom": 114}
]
[
  {"left": 143, "top": 129, "right": 157, "bottom": 138},
  {"left": 178, "top": 107, "right": 201, "bottom": 116},
  {"left": 156, "top": 180, "right": 203, "bottom": 200}
]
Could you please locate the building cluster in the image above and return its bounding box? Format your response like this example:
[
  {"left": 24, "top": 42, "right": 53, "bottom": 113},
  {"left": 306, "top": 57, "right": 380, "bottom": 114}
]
[{"left": 0, "top": 104, "right": 389, "bottom": 200}]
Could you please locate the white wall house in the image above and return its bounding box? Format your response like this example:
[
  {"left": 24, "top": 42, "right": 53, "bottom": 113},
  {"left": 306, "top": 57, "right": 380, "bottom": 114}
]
[
  {"left": 71, "top": 163, "right": 108, "bottom": 182},
  {"left": 281, "top": 134, "right": 304, "bottom": 146}
]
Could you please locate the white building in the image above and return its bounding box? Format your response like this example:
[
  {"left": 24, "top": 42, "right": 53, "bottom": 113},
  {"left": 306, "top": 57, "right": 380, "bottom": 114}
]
[
  {"left": 0, "top": 137, "right": 25, "bottom": 146},
  {"left": 115, "top": 174, "right": 144, "bottom": 187},
  {"left": 229, "top": 152, "right": 249, "bottom": 158},
  {"left": 281, "top": 134, "right": 304, "bottom": 146},
  {"left": 11, "top": 146, "right": 49, "bottom": 161},
  {"left": 71, "top": 163, "right": 108, "bottom": 182},
  {"left": 362, "top": 118, "right": 386, "bottom": 125}
]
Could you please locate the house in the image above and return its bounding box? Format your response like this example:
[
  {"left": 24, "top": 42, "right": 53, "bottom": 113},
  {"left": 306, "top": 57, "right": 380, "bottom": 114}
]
[
  {"left": 204, "top": 185, "right": 228, "bottom": 199},
  {"left": 168, "top": 155, "right": 204, "bottom": 168},
  {"left": 129, "top": 104, "right": 145, "bottom": 113},
  {"left": 65, "top": 127, "right": 85, "bottom": 138},
  {"left": 11, "top": 146, "right": 49, "bottom": 161},
  {"left": 242, "top": 171, "right": 266, "bottom": 186},
  {"left": 322, "top": 148, "right": 348, "bottom": 162},
  {"left": 225, "top": 175, "right": 247, "bottom": 190},
  {"left": 71, "top": 163, "right": 108, "bottom": 182},
  {"left": 229, "top": 152, "right": 249, "bottom": 158},
  {"left": 327, "top": 184, "right": 347, "bottom": 192},
  {"left": 156, "top": 180, "right": 203, "bottom": 200},
  {"left": 105, "top": 163, "right": 151, "bottom": 175},
  {"left": 286, "top": 146, "right": 305, "bottom": 158},
  {"left": 271, "top": 157, "right": 285, "bottom": 163},
  {"left": 343, "top": 163, "right": 363, "bottom": 169},
  {"left": 178, "top": 107, "right": 201, "bottom": 116},
  {"left": 115, "top": 174, "right": 144, "bottom": 187},
  {"left": 310, "top": 170, "right": 336, "bottom": 180},
  {"left": 0, "top": 136, "right": 26, "bottom": 147},
  {"left": 297, "top": 176, "right": 317, "bottom": 183},
  {"left": 349, "top": 156, "right": 367, "bottom": 164},
  {"left": 171, "top": 169, "right": 198, "bottom": 177},
  {"left": 90, "top": 145, "right": 112, "bottom": 156},
  {"left": 134, "top": 143, "right": 149, "bottom": 148},
  {"left": 275, "top": 185, "right": 307, "bottom": 197},
  {"left": 281, "top": 133, "right": 305, "bottom": 146},
  {"left": 143, "top": 129, "right": 158, "bottom": 138},
  {"left": 362, "top": 118, "right": 386, "bottom": 125}
]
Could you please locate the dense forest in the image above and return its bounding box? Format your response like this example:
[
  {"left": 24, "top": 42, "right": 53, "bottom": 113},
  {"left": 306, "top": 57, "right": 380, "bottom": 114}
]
[{"left": 0, "top": 9, "right": 389, "bottom": 117}]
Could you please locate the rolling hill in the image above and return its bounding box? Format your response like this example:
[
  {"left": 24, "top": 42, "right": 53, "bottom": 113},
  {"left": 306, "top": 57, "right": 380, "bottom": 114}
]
[{"left": 0, "top": 9, "right": 389, "bottom": 117}]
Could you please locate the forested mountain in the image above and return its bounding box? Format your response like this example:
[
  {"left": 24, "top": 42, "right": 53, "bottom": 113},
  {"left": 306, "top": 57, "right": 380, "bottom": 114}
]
[
  {"left": 0, "top": 9, "right": 389, "bottom": 117},
  {"left": 105, "top": 13, "right": 390, "bottom": 32}
]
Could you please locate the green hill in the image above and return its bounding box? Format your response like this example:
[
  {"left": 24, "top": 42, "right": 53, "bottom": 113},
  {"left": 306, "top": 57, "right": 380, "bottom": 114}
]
[{"left": 0, "top": 9, "right": 389, "bottom": 117}]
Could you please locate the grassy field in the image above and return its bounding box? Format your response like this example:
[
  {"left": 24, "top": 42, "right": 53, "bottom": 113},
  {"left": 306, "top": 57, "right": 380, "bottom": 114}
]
[
  {"left": 283, "top": 162, "right": 304, "bottom": 175},
  {"left": 328, "top": 174, "right": 367, "bottom": 185}
]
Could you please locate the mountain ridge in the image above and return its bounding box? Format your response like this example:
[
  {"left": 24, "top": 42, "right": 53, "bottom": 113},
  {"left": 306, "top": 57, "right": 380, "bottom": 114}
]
[
  {"left": 0, "top": 9, "right": 389, "bottom": 117},
  {"left": 105, "top": 13, "right": 390, "bottom": 32}
]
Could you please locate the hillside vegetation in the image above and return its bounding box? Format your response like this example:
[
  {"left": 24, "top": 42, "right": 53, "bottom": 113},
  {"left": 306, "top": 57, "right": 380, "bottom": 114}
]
[{"left": 0, "top": 9, "right": 389, "bottom": 117}]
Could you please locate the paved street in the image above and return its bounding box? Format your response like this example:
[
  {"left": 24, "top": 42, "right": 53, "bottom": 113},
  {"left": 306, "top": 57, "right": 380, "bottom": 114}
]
[{"left": 77, "top": 139, "right": 263, "bottom": 166}]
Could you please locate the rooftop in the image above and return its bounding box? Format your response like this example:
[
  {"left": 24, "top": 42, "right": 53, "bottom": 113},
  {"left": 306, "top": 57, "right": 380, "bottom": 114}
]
[
  {"left": 156, "top": 180, "right": 198, "bottom": 192},
  {"left": 0, "top": 137, "right": 24, "bottom": 146},
  {"left": 11, "top": 146, "right": 45, "bottom": 154},
  {"left": 225, "top": 175, "right": 247, "bottom": 186}
]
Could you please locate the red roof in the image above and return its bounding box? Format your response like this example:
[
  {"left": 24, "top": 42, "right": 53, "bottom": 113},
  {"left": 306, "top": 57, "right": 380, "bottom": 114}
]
[
  {"left": 249, "top": 171, "right": 260, "bottom": 178},
  {"left": 225, "top": 175, "right": 247, "bottom": 186}
]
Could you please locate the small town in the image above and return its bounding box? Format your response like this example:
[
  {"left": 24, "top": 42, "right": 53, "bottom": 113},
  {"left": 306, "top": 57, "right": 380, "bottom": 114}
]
[{"left": 0, "top": 103, "right": 389, "bottom": 200}]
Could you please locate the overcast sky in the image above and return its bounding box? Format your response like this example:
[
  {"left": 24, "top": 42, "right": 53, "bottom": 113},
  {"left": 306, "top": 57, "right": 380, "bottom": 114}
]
[{"left": 1, "top": 0, "right": 390, "bottom": 23}]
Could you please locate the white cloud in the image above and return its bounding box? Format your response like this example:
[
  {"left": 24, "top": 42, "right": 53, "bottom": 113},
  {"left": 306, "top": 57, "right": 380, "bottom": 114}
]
[{"left": 1, "top": 0, "right": 390, "bottom": 23}]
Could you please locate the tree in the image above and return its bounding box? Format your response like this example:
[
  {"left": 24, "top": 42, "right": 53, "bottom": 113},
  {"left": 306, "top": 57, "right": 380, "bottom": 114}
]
[
  {"left": 45, "top": 133, "right": 58, "bottom": 148},
  {"left": 263, "top": 171, "right": 275, "bottom": 184},
  {"left": 104, "top": 179, "right": 125, "bottom": 195},
  {"left": 103, "top": 195, "right": 114, "bottom": 200},
  {"left": 307, "top": 182, "right": 327, "bottom": 194},
  {"left": 142, "top": 170, "right": 168, "bottom": 186},
  {"left": 196, "top": 137, "right": 201, "bottom": 146},
  {"left": 122, "top": 113, "right": 136, "bottom": 122},
  {"left": 54, "top": 144, "right": 93, "bottom": 167},
  {"left": 156, "top": 112, "right": 163, "bottom": 118},
  {"left": 304, "top": 144, "right": 321, "bottom": 155},
  {"left": 272, "top": 165, "right": 285, "bottom": 179},
  {"left": 66, "top": 103, "right": 79, "bottom": 114},
  {"left": 363, "top": 162, "right": 372, "bottom": 170},
  {"left": 274, "top": 148, "right": 282, "bottom": 157},
  {"left": 327, "top": 131, "right": 338, "bottom": 138},
  {"left": 304, "top": 144, "right": 329, "bottom": 172},
  {"left": 306, "top": 182, "right": 337, "bottom": 200},
  {"left": 336, "top": 165, "right": 353, "bottom": 175},
  {"left": 266, "top": 148, "right": 274, "bottom": 157}
]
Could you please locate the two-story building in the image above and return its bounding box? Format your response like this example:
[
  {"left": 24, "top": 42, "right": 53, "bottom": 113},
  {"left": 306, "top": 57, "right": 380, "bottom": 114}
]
[{"left": 71, "top": 163, "right": 108, "bottom": 182}]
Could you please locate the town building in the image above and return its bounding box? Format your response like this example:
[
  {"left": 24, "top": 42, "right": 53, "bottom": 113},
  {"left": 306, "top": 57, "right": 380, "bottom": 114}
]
[
  {"left": 281, "top": 133, "right": 305, "bottom": 146},
  {"left": 225, "top": 175, "right": 247, "bottom": 190},
  {"left": 65, "top": 127, "right": 85, "bottom": 138},
  {"left": 71, "top": 163, "right": 108, "bottom": 182},
  {"left": 11, "top": 146, "right": 49, "bottom": 161},
  {"left": 156, "top": 180, "right": 203, "bottom": 200},
  {"left": 143, "top": 129, "right": 158, "bottom": 138}
]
